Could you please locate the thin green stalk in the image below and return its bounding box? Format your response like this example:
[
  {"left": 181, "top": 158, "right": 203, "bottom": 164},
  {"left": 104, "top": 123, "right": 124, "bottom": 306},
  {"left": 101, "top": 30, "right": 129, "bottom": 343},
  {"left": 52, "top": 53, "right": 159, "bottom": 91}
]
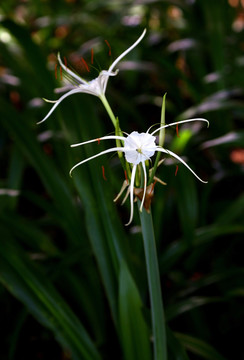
[
  {"left": 100, "top": 95, "right": 117, "bottom": 128},
  {"left": 139, "top": 203, "right": 167, "bottom": 360},
  {"left": 100, "top": 95, "right": 126, "bottom": 165}
]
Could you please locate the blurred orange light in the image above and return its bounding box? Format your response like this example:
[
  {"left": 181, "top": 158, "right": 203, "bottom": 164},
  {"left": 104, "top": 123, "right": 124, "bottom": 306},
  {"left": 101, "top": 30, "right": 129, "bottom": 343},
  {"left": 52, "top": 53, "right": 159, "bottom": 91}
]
[
  {"left": 228, "top": 0, "right": 239, "bottom": 7},
  {"left": 230, "top": 148, "right": 244, "bottom": 164},
  {"left": 229, "top": 0, "right": 244, "bottom": 7}
]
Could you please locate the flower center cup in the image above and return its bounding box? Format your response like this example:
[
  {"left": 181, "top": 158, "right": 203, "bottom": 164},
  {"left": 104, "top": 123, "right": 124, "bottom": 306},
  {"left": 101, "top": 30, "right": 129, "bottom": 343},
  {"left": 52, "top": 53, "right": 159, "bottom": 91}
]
[{"left": 124, "top": 131, "right": 156, "bottom": 165}]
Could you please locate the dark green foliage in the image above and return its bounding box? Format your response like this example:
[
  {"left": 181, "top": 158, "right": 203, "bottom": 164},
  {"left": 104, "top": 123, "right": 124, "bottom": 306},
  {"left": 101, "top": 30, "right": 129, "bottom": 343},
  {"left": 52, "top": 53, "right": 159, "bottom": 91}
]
[{"left": 0, "top": 1, "right": 243, "bottom": 359}]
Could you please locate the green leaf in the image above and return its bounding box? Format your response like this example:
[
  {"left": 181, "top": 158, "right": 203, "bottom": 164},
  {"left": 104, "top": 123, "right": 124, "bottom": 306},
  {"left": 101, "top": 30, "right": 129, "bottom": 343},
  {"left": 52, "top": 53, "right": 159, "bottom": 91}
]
[
  {"left": 216, "top": 194, "right": 244, "bottom": 225},
  {"left": 160, "top": 223, "right": 244, "bottom": 273},
  {"left": 175, "top": 167, "right": 199, "bottom": 245},
  {"left": 166, "top": 328, "right": 190, "bottom": 360},
  {"left": 166, "top": 296, "right": 222, "bottom": 321},
  {"left": 0, "top": 98, "right": 83, "bottom": 246},
  {"left": 0, "top": 226, "right": 102, "bottom": 360},
  {"left": 175, "top": 332, "right": 227, "bottom": 360},
  {"left": 139, "top": 205, "right": 167, "bottom": 360},
  {"left": 119, "top": 260, "right": 152, "bottom": 360}
]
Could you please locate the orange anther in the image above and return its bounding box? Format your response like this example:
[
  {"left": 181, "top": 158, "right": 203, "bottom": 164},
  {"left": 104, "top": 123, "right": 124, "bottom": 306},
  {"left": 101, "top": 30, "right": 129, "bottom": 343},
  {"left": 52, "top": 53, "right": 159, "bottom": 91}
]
[
  {"left": 175, "top": 165, "right": 179, "bottom": 176},
  {"left": 102, "top": 165, "right": 107, "bottom": 181},
  {"left": 64, "top": 56, "right": 67, "bottom": 69},
  {"left": 124, "top": 170, "right": 128, "bottom": 182},
  {"left": 81, "top": 57, "right": 90, "bottom": 72},
  {"left": 176, "top": 123, "right": 180, "bottom": 138},
  {"left": 105, "top": 40, "right": 112, "bottom": 56},
  {"left": 96, "top": 138, "right": 101, "bottom": 145},
  {"left": 60, "top": 66, "right": 63, "bottom": 80},
  {"left": 91, "top": 48, "right": 94, "bottom": 64}
]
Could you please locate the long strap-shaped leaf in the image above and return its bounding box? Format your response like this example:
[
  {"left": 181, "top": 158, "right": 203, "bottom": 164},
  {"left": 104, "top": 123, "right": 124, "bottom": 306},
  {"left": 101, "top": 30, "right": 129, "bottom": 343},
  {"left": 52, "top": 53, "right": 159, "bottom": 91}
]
[
  {"left": 0, "top": 226, "right": 102, "bottom": 360},
  {"left": 0, "top": 98, "right": 83, "bottom": 246}
]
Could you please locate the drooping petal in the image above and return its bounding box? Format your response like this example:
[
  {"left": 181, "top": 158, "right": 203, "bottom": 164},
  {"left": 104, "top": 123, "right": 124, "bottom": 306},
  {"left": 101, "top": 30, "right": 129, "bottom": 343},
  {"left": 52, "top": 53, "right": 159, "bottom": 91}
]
[
  {"left": 125, "top": 164, "right": 137, "bottom": 226},
  {"left": 156, "top": 147, "right": 208, "bottom": 183},
  {"left": 101, "top": 29, "right": 146, "bottom": 93},
  {"left": 150, "top": 118, "right": 209, "bottom": 136},
  {"left": 69, "top": 146, "right": 125, "bottom": 176},
  {"left": 37, "top": 88, "right": 83, "bottom": 124},
  {"left": 71, "top": 135, "right": 126, "bottom": 147},
  {"left": 108, "top": 29, "right": 147, "bottom": 73},
  {"left": 140, "top": 161, "right": 147, "bottom": 212}
]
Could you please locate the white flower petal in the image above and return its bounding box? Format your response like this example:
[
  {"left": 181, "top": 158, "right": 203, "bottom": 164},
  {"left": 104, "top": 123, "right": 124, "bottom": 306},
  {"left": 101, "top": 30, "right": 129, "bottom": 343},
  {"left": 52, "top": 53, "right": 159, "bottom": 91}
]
[
  {"left": 125, "top": 164, "right": 137, "bottom": 226},
  {"left": 38, "top": 88, "right": 82, "bottom": 124},
  {"left": 151, "top": 118, "right": 209, "bottom": 136},
  {"left": 123, "top": 131, "right": 156, "bottom": 165},
  {"left": 156, "top": 147, "right": 208, "bottom": 183},
  {"left": 71, "top": 135, "right": 125, "bottom": 147},
  {"left": 58, "top": 52, "right": 87, "bottom": 85},
  {"left": 69, "top": 146, "right": 125, "bottom": 176},
  {"left": 140, "top": 161, "right": 147, "bottom": 212},
  {"left": 108, "top": 29, "right": 147, "bottom": 73}
]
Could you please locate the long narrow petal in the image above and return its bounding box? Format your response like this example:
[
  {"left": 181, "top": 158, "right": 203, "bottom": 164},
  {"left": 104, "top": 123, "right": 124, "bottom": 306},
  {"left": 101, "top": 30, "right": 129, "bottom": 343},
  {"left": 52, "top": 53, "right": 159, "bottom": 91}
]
[
  {"left": 156, "top": 147, "right": 208, "bottom": 183},
  {"left": 150, "top": 118, "right": 209, "bottom": 136},
  {"left": 37, "top": 88, "right": 83, "bottom": 124},
  {"left": 71, "top": 135, "right": 125, "bottom": 147},
  {"left": 69, "top": 146, "right": 125, "bottom": 176},
  {"left": 55, "top": 85, "right": 76, "bottom": 93},
  {"left": 140, "top": 161, "right": 147, "bottom": 212},
  {"left": 57, "top": 53, "right": 87, "bottom": 85},
  {"left": 125, "top": 164, "right": 137, "bottom": 226},
  {"left": 43, "top": 98, "right": 58, "bottom": 104},
  {"left": 108, "top": 29, "right": 147, "bottom": 73}
]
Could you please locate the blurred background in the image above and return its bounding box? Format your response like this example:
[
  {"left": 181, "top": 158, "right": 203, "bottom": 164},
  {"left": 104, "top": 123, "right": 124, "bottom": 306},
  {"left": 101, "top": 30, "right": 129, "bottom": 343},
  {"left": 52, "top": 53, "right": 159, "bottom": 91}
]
[{"left": 0, "top": 0, "right": 244, "bottom": 359}]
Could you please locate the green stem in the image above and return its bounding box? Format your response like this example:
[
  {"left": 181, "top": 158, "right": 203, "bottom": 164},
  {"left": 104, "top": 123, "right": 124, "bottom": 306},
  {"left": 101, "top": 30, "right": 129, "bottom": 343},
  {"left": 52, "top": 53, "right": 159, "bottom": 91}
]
[
  {"left": 100, "top": 95, "right": 117, "bottom": 128},
  {"left": 139, "top": 204, "right": 167, "bottom": 360},
  {"left": 100, "top": 95, "right": 125, "bottom": 165}
]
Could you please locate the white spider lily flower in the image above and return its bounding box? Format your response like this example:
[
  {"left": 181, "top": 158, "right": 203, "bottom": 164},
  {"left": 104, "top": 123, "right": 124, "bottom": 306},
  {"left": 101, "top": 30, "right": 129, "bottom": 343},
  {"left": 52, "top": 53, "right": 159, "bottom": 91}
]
[
  {"left": 38, "top": 29, "right": 147, "bottom": 124},
  {"left": 69, "top": 118, "right": 209, "bottom": 226}
]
